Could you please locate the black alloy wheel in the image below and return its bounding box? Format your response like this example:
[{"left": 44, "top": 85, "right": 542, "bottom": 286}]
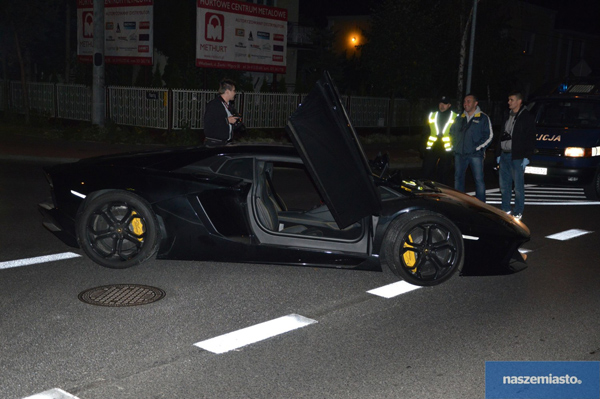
[
  {"left": 76, "top": 191, "right": 160, "bottom": 269},
  {"left": 384, "top": 210, "right": 464, "bottom": 286}
]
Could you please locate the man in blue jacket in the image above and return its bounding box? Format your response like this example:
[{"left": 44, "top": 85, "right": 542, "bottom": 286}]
[{"left": 450, "top": 94, "right": 494, "bottom": 202}]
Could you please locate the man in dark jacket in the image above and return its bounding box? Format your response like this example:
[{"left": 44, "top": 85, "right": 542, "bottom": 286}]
[
  {"left": 203, "top": 79, "right": 241, "bottom": 146},
  {"left": 449, "top": 94, "right": 494, "bottom": 202},
  {"left": 494, "top": 91, "right": 536, "bottom": 219}
]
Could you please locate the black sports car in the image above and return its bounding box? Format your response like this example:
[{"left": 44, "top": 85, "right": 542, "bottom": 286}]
[{"left": 39, "top": 72, "right": 530, "bottom": 286}]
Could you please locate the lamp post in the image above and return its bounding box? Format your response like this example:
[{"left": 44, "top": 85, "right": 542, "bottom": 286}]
[
  {"left": 92, "top": 0, "right": 105, "bottom": 126},
  {"left": 465, "top": 0, "right": 478, "bottom": 95}
]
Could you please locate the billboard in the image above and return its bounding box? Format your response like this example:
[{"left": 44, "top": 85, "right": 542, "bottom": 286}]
[
  {"left": 196, "top": 0, "right": 287, "bottom": 73},
  {"left": 77, "top": 0, "right": 154, "bottom": 65}
]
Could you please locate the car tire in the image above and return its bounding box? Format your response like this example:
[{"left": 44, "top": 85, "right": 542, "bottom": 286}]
[
  {"left": 76, "top": 191, "right": 160, "bottom": 269},
  {"left": 584, "top": 170, "right": 600, "bottom": 200},
  {"left": 383, "top": 210, "right": 464, "bottom": 286}
]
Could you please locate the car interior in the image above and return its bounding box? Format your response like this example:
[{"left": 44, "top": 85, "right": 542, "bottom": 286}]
[{"left": 253, "top": 161, "right": 363, "bottom": 240}]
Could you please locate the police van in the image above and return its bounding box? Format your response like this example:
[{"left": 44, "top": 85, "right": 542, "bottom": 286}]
[{"left": 525, "top": 83, "right": 600, "bottom": 199}]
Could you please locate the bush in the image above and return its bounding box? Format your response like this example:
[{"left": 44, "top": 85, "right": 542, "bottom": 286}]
[
  {"left": 236, "top": 128, "right": 289, "bottom": 144},
  {"left": 165, "top": 126, "right": 201, "bottom": 146}
]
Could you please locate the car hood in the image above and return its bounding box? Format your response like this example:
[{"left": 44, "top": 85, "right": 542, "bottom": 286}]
[{"left": 285, "top": 71, "right": 382, "bottom": 229}]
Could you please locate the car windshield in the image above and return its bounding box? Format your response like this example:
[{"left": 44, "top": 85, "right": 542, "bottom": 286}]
[{"left": 532, "top": 99, "right": 600, "bottom": 128}]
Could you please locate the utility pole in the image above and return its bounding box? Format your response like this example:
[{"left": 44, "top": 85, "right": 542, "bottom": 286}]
[
  {"left": 65, "top": 3, "right": 71, "bottom": 84},
  {"left": 465, "top": 0, "right": 478, "bottom": 95},
  {"left": 92, "top": 0, "right": 105, "bottom": 126}
]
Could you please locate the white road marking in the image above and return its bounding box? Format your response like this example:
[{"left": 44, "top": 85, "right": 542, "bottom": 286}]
[
  {"left": 509, "top": 201, "right": 600, "bottom": 206},
  {"left": 462, "top": 235, "right": 479, "bottom": 240},
  {"left": 70, "top": 190, "right": 86, "bottom": 199},
  {"left": 22, "top": 388, "right": 80, "bottom": 399},
  {"left": 367, "top": 280, "right": 422, "bottom": 298},
  {"left": 482, "top": 185, "right": 600, "bottom": 206},
  {"left": 0, "top": 252, "right": 81, "bottom": 270},
  {"left": 546, "top": 229, "right": 593, "bottom": 241},
  {"left": 194, "top": 314, "right": 317, "bottom": 354}
]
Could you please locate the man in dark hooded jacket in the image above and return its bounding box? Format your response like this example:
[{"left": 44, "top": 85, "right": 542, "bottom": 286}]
[{"left": 494, "top": 91, "right": 536, "bottom": 219}]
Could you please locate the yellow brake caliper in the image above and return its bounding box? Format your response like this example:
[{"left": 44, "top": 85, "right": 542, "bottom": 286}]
[
  {"left": 130, "top": 211, "right": 145, "bottom": 241},
  {"left": 402, "top": 234, "right": 417, "bottom": 273}
]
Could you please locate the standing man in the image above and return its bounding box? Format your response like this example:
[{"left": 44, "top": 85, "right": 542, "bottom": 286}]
[
  {"left": 494, "top": 91, "right": 536, "bottom": 219},
  {"left": 203, "top": 79, "right": 241, "bottom": 146},
  {"left": 450, "top": 94, "right": 494, "bottom": 202},
  {"left": 422, "top": 96, "right": 457, "bottom": 184}
]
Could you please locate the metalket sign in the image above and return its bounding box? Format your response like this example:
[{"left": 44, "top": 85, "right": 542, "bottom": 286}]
[
  {"left": 196, "top": 0, "right": 287, "bottom": 73},
  {"left": 77, "top": 0, "right": 154, "bottom": 65}
]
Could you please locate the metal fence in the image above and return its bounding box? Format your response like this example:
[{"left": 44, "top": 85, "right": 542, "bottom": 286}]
[
  {"left": 0, "top": 81, "right": 505, "bottom": 130},
  {"left": 243, "top": 92, "right": 301, "bottom": 129},
  {"left": 172, "top": 89, "right": 216, "bottom": 130},
  {"left": 9, "top": 81, "right": 55, "bottom": 116},
  {"left": 57, "top": 84, "right": 91, "bottom": 121},
  {"left": 109, "top": 86, "right": 169, "bottom": 129},
  {"left": 347, "top": 96, "right": 389, "bottom": 127}
]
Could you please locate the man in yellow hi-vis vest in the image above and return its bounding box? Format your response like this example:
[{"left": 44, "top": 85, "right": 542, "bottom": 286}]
[{"left": 421, "top": 96, "right": 456, "bottom": 184}]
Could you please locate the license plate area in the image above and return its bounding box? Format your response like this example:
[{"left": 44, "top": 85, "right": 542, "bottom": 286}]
[{"left": 524, "top": 166, "right": 548, "bottom": 175}]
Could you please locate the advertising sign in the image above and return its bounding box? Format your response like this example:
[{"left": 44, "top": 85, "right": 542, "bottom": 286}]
[
  {"left": 77, "top": 0, "right": 154, "bottom": 65},
  {"left": 486, "top": 361, "right": 600, "bottom": 399},
  {"left": 196, "top": 0, "right": 287, "bottom": 73}
]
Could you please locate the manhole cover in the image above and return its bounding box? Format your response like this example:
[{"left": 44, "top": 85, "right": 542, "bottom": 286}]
[{"left": 78, "top": 284, "right": 166, "bottom": 307}]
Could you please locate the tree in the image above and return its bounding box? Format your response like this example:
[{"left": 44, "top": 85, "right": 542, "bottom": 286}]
[
  {"left": 359, "top": 0, "right": 519, "bottom": 105},
  {"left": 153, "top": 0, "right": 251, "bottom": 91},
  {"left": 469, "top": 0, "right": 518, "bottom": 101},
  {"left": 0, "top": 0, "right": 63, "bottom": 123},
  {"left": 294, "top": 26, "right": 347, "bottom": 93},
  {"left": 361, "top": 0, "right": 444, "bottom": 99}
]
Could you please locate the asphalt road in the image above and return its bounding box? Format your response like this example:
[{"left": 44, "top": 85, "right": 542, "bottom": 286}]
[{"left": 1, "top": 159, "right": 600, "bottom": 399}]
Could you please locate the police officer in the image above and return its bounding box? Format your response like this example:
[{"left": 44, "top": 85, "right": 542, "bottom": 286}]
[{"left": 422, "top": 96, "right": 457, "bottom": 184}]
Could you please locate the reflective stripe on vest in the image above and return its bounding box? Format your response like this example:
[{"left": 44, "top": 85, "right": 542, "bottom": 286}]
[{"left": 426, "top": 111, "right": 456, "bottom": 151}]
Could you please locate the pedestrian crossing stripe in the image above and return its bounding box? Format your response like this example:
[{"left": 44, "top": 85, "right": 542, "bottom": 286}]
[{"left": 469, "top": 185, "right": 600, "bottom": 206}]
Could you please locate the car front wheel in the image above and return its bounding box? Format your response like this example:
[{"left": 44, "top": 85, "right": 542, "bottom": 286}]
[
  {"left": 383, "top": 210, "right": 464, "bottom": 286},
  {"left": 76, "top": 191, "right": 160, "bottom": 269}
]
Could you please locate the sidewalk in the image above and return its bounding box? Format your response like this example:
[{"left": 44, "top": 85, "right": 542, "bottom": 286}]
[{"left": 0, "top": 131, "right": 423, "bottom": 169}]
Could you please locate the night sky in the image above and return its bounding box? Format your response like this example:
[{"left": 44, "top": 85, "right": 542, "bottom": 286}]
[
  {"left": 299, "top": 0, "right": 600, "bottom": 34},
  {"left": 299, "top": 0, "right": 373, "bottom": 25},
  {"left": 525, "top": 0, "right": 600, "bottom": 33}
]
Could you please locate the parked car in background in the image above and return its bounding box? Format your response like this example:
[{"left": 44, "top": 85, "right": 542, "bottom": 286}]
[{"left": 525, "top": 83, "right": 600, "bottom": 199}]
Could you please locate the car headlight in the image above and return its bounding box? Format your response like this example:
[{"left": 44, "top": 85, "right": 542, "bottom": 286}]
[
  {"left": 565, "top": 147, "right": 587, "bottom": 157},
  {"left": 563, "top": 147, "right": 600, "bottom": 157}
]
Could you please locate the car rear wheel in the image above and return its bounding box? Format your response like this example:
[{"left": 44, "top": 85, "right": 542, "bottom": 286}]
[
  {"left": 383, "top": 210, "right": 464, "bottom": 286},
  {"left": 76, "top": 191, "right": 160, "bottom": 269}
]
